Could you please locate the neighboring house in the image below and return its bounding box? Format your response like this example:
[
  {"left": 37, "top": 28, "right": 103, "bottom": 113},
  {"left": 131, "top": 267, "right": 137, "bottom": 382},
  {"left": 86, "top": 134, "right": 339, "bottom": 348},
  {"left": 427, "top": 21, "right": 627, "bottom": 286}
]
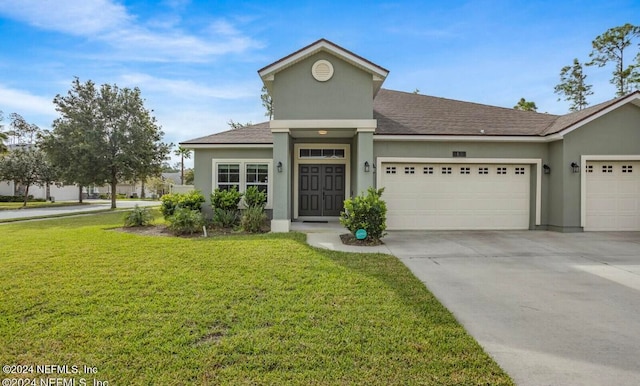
[{"left": 181, "top": 38, "right": 640, "bottom": 232}]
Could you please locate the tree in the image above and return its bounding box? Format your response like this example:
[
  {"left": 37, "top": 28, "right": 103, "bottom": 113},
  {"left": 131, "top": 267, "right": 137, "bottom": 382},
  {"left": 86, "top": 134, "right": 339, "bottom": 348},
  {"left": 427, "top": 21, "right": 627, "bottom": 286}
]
[
  {"left": 0, "top": 111, "right": 8, "bottom": 153},
  {"left": 0, "top": 146, "right": 55, "bottom": 206},
  {"left": 261, "top": 85, "right": 273, "bottom": 120},
  {"left": 227, "top": 119, "right": 252, "bottom": 129},
  {"left": 554, "top": 58, "right": 593, "bottom": 112},
  {"left": 184, "top": 169, "right": 194, "bottom": 185},
  {"left": 9, "top": 113, "right": 40, "bottom": 144},
  {"left": 588, "top": 23, "right": 640, "bottom": 97},
  {"left": 47, "top": 78, "right": 170, "bottom": 209},
  {"left": 173, "top": 145, "right": 192, "bottom": 185},
  {"left": 514, "top": 98, "right": 538, "bottom": 112},
  {"left": 412, "top": 88, "right": 420, "bottom": 94}
]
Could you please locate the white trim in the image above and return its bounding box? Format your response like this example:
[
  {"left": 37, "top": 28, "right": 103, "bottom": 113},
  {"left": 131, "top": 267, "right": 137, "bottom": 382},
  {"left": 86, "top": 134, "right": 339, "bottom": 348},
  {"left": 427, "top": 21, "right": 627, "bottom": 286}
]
[
  {"left": 293, "top": 143, "right": 351, "bottom": 220},
  {"left": 270, "top": 219, "right": 290, "bottom": 233},
  {"left": 580, "top": 155, "right": 640, "bottom": 228},
  {"left": 271, "top": 119, "right": 377, "bottom": 130},
  {"left": 182, "top": 144, "right": 273, "bottom": 149},
  {"left": 558, "top": 94, "right": 640, "bottom": 138},
  {"left": 212, "top": 159, "right": 274, "bottom": 209},
  {"left": 376, "top": 157, "right": 542, "bottom": 226},
  {"left": 270, "top": 128, "right": 290, "bottom": 133},
  {"left": 258, "top": 40, "right": 389, "bottom": 80},
  {"left": 311, "top": 59, "right": 334, "bottom": 81},
  {"left": 373, "top": 135, "right": 557, "bottom": 143}
]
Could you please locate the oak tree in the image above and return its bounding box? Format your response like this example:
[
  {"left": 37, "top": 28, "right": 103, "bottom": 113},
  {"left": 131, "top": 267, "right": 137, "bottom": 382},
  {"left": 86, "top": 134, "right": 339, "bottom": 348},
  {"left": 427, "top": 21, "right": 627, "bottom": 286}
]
[{"left": 47, "top": 78, "right": 170, "bottom": 209}]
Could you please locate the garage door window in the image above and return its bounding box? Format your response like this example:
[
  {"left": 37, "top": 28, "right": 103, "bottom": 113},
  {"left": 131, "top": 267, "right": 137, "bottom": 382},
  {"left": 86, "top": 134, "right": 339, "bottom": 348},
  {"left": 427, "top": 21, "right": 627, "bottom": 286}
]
[
  {"left": 442, "top": 167, "right": 452, "bottom": 174},
  {"left": 497, "top": 167, "right": 507, "bottom": 175},
  {"left": 386, "top": 166, "right": 396, "bottom": 174},
  {"left": 423, "top": 166, "right": 433, "bottom": 174},
  {"left": 622, "top": 165, "right": 633, "bottom": 173},
  {"left": 404, "top": 166, "right": 415, "bottom": 174},
  {"left": 602, "top": 165, "right": 613, "bottom": 173},
  {"left": 479, "top": 167, "right": 489, "bottom": 175},
  {"left": 515, "top": 167, "right": 526, "bottom": 175}
]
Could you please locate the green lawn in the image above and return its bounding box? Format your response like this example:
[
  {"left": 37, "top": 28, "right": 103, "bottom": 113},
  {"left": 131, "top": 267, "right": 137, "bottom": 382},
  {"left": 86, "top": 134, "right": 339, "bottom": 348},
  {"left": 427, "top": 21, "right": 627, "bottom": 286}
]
[{"left": 0, "top": 212, "right": 512, "bottom": 385}]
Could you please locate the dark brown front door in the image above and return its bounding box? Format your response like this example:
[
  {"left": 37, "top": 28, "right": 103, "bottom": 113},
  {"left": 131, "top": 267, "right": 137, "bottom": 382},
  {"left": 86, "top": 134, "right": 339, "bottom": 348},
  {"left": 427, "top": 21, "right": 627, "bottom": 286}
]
[{"left": 299, "top": 164, "right": 345, "bottom": 216}]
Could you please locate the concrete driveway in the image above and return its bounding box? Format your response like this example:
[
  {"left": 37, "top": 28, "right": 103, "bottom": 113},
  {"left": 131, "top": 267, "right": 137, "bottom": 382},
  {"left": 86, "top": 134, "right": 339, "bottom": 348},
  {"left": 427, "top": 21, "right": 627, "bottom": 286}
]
[{"left": 384, "top": 231, "right": 640, "bottom": 386}]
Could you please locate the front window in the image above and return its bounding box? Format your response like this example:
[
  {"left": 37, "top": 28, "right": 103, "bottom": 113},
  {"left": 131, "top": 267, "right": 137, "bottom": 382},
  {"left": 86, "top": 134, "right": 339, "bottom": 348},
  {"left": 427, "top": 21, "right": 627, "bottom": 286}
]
[
  {"left": 246, "top": 163, "right": 269, "bottom": 194},
  {"left": 217, "top": 164, "right": 240, "bottom": 191},
  {"left": 214, "top": 160, "right": 272, "bottom": 207}
]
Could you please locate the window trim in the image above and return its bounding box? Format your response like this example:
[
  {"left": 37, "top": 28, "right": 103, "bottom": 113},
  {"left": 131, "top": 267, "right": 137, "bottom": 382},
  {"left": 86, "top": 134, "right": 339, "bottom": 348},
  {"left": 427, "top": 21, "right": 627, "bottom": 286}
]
[{"left": 212, "top": 159, "right": 273, "bottom": 209}]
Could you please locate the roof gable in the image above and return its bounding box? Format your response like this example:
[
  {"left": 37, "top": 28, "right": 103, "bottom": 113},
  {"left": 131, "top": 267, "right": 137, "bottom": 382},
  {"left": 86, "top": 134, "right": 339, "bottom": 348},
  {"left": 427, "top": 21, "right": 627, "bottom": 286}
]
[
  {"left": 258, "top": 39, "right": 389, "bottom": 96},
  {"left": 541, "top": 91, "right": 640, "bottom": 137}
]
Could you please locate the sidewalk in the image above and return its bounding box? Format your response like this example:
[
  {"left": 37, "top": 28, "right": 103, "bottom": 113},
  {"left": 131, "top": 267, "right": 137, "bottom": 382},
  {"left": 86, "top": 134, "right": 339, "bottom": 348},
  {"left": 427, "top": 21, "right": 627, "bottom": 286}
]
[
  {"left": 291, "top": 221, "right": 392, "bottom": 254},
  {"left": 0, "top": 200, "right": 159, "bottom": 221}
]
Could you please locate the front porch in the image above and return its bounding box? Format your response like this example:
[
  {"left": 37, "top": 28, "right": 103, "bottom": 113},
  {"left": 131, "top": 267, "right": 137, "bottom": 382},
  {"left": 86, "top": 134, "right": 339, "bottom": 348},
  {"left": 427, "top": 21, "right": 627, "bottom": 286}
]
[{"left": 270, "top": 120, "right": 377, "bottom": 232}]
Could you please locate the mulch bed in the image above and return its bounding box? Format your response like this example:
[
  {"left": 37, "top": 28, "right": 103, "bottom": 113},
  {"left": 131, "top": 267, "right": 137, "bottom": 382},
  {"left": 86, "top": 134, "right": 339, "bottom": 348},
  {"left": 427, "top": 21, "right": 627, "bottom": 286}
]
[{"left": 340, "top": 233, "right": 384, "bottom": 246}]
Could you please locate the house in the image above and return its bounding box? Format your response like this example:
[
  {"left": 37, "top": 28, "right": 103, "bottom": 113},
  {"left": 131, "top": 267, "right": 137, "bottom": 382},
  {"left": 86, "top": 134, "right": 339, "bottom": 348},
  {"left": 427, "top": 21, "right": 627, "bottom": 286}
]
[{"left": 181, "top": 39, "right": 640, "bottom": 233}]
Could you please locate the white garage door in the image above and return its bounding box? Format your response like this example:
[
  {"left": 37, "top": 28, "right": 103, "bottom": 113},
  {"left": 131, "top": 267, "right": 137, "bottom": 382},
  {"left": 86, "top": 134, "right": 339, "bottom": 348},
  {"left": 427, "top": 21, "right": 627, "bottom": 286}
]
[
  {"left": 585, "top": 161, "right": 640, "bottom": 231},
  {"left": 381, "top": 163, "right": 530, "bottom": 230}
]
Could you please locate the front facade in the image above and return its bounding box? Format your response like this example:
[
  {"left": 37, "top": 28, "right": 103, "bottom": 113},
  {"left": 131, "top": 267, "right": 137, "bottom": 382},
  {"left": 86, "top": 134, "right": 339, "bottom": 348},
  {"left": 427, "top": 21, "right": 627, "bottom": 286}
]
[{"left": 182, "top": 39, "right": 640, "bottom": 233}]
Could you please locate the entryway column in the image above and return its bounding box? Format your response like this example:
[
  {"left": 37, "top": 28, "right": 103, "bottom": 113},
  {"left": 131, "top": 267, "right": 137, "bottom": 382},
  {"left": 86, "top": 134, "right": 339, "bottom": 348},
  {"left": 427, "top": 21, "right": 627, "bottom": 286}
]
[
  {"left": 355, "top": 129, "right": 374, "bottom": 195},
  {"left": 271, "top": 130, "right": 291, "bottom": 232}
]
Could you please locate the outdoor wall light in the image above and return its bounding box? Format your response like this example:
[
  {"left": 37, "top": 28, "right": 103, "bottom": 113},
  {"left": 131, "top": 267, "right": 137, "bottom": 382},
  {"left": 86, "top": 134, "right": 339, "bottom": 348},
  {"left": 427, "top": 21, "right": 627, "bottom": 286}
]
[
  {"left": 364, "top": 161, "right": 370, "bottom": 172},
  {"left": 277, "top": 161, "right": 283, "bottom": 173},
  {"left": 570, "top": 162, "right": 579, "bottom": 173},
  {"left": 543, "top": 164, "right": 551, "bottom": 174}
]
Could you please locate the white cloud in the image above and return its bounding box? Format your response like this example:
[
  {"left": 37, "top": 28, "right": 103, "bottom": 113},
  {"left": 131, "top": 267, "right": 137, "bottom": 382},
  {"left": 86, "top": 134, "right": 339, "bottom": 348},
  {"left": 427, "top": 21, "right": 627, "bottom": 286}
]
[
  {"left": 0, "top": 85, "right": 56, "bottom": 117},
  {"left": 0, "top": 0, "right": 262, "bottom": 62},
  {"left": 0, "top": 0, "right": 129, "bottom": 35},
  {"left": 117, "top": 73, "right": 257, "bottom": 100}
]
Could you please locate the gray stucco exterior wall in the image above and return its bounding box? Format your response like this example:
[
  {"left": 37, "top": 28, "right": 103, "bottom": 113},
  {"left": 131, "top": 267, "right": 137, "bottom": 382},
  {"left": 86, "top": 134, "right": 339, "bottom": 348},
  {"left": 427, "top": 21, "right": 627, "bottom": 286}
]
[
  {"left": 193, "top": 147, "right": 273, "bottom": 215},
  {"left": 272, "top": 51, "right": 374, "bottom": 120}
]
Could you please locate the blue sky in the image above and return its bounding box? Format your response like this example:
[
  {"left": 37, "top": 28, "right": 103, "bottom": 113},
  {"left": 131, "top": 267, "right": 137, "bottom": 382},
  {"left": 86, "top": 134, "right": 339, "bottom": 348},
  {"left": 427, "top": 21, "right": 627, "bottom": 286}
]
[{"left": 0, "top": 0, "right": 638, "bottom": 168}]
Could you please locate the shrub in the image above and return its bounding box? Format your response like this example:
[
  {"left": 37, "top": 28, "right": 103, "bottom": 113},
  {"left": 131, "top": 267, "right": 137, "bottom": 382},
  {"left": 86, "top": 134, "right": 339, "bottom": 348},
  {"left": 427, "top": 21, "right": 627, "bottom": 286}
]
[
  {"left": 243, "top": 186, "right": 267, "bottom": 208},
  {"left": 123, "top": 205, "right": 153, "bottom": 227},
  {"left": 160, "top": 191, "right": 205, "bottom": 219},
  {"left": 0, "top": 195, "right": 44, "bottom": 203},
  {"left": 167, "top": 207, "right": 204, "bottom": 235},
  {"left": 210, "top": 187, "right": 243, "bottom": 211},
  {"left": 210, "top": 188, "right": 243, "bottom": 228},
  {"left": 241, "top": 206, "right": 268, "bottom": 233},
  {"left": 340, "top": 187, "right": 387, "bottom": 241},
  {"left": 213, "top": 208, "right": 240, "bottom": 228}
]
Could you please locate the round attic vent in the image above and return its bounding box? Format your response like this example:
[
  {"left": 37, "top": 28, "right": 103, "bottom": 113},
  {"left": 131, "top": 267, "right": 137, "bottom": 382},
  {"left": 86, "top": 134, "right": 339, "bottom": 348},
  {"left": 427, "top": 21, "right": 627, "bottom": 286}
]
[{"left": 312, "top": 60, "right": 334, "bottom": 82}]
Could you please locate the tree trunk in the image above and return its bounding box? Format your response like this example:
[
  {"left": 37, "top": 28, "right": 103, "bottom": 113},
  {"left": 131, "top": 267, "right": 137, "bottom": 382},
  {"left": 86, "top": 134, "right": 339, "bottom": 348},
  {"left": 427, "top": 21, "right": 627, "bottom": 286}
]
[
  {"left": 140, "top": 180, "right": 146, "bottom": 199},
  {"left": 78, "top": 185, "right": 83, "bottom": 204},
  {"left": 23, "top": 185, "right": 30, "bottom": 207},
  {"left": 181, "top": 154, "right": 185, "bottom": 185},
  {"left": 110, "top": 179, "right": 117, "bottom": 209}
]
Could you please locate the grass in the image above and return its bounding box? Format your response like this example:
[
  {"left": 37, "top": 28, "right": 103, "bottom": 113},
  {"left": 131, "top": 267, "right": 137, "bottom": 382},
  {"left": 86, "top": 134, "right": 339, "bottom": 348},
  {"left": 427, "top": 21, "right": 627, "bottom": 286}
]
[{"left": 0, "top": 212, "right": 513, "bottom": 385}]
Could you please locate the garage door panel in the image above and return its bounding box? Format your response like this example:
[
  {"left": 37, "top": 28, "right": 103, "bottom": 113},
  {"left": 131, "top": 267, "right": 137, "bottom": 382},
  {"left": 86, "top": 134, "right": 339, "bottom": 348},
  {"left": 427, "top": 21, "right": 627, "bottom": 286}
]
[
  {"left": 585, "top": 161, "right": 640, "bottom": 231},
  {"left": 382, "top": 163, "right": 530, "bottom": 230}
]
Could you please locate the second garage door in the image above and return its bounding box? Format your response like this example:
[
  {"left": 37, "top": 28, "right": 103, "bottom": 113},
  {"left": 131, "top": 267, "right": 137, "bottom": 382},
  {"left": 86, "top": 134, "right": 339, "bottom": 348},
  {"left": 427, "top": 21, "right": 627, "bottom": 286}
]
[
  {"left": 381, "top": 163, "right": 530, "bottom": 230},
  {"left": 585, "top": 161, "right": 640, "bottom": 231}
]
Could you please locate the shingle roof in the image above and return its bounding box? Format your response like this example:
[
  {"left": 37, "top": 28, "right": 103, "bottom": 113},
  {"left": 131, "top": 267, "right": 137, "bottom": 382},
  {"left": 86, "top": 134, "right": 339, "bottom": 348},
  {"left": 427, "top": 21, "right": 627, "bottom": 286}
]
[
  {"left": 181, "top": 90, "right": 640, "bottom": 145},
  {"left": 540, "top": 92, "right": 637, "bottom": 136},
  {"left": 181, "top": 122, "right": 272, "bottom": 144},
  {"left": 373, "top": 89, "right": 558, "bottom": 136}
]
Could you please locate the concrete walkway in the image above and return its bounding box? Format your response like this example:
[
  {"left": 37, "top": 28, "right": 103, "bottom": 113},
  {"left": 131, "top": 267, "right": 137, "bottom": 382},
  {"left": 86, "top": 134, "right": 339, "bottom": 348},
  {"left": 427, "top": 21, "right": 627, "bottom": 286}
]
[
  {"left": 0, "top": 199, "right": 160, "bottom": 221},
  {"left": 291, "top": 221, "right": 392, "bottom": 254}
]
